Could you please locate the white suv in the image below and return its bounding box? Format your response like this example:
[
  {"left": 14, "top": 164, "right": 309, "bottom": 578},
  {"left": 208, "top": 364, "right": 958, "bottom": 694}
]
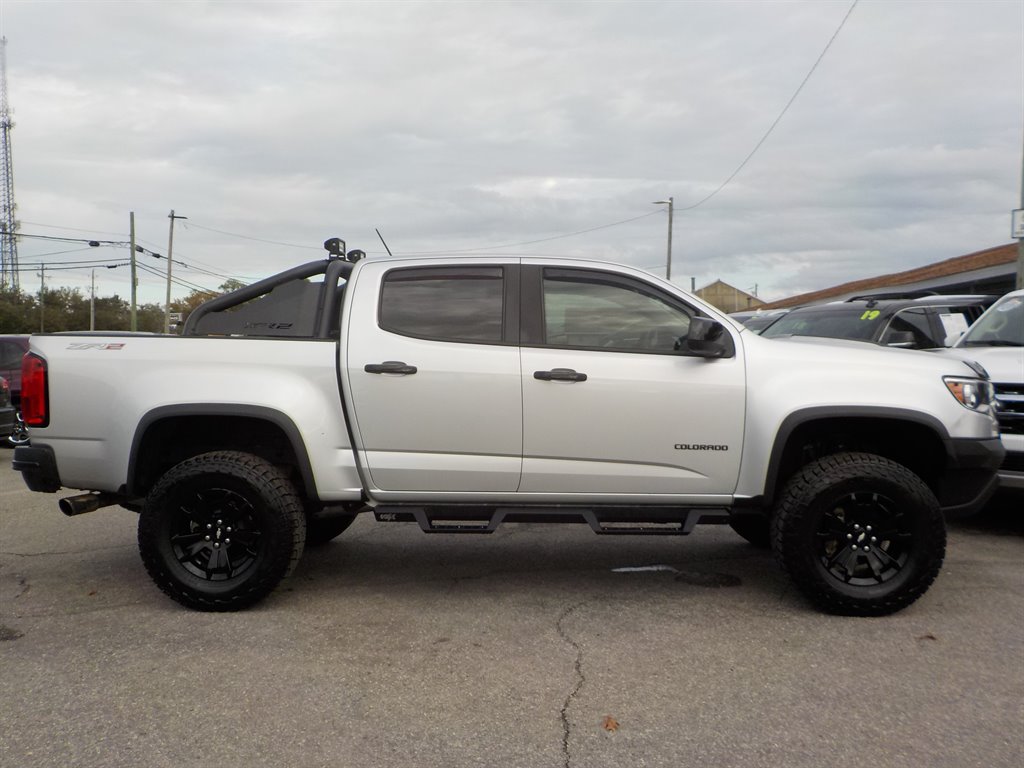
[{"left": 937, "top": 289, "right": 1024, "bottom": 491}]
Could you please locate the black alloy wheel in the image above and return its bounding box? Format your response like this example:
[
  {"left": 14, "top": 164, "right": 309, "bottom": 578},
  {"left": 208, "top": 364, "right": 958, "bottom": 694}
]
[
  {"left": 168, "top": 486, "right": 264, "bottom": 582},
  {"left": 815, "top": 490, "right": 912, "bottom": 586}
]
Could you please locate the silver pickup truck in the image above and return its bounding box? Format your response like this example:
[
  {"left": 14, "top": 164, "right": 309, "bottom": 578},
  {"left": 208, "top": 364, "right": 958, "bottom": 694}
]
[{"left": 12, "top": 244, "right": 1004, "bottom": 615}]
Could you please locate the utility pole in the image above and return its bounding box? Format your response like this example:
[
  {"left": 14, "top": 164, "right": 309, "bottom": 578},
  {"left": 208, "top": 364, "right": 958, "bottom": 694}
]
[
  {"left": 38, "top": 263, "right": 44, "bottom": 332},
  {"left": 1017, "top": 127, "right": 1023, "bottom": 290},
  {"left": 653, "top": 197, "right": 674, "bottom": 280},
  {"left": 90, "top": 269, "right": 95, "bottom": 331},
  {"left": 129, "top": 211, "right": 137, "bottom": 332},
  {"left": 165, "top": 210, "right": 186, "bottom": 333}
]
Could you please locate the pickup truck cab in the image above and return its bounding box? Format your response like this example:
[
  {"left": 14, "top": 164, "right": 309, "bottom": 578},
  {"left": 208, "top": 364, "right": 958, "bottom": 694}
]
[{"left": 13, "top": 245, "right": 1004, "bottom": 615}]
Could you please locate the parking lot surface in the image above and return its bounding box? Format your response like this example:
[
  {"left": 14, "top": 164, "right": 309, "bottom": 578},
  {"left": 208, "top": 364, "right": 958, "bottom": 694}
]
[{"left": 1, "top": 460, "right": 1022, "bottom": 768}]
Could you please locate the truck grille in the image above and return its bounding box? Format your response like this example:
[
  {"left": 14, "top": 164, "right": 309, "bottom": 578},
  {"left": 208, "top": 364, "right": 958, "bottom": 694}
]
[{"left": 994, "top": 382, "right": 1024, "bottom": 436}]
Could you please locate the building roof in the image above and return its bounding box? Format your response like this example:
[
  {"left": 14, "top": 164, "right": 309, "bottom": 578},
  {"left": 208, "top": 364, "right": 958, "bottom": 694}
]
[{"left": 759, "top": 243, "right": 1018, "bottom": 309}]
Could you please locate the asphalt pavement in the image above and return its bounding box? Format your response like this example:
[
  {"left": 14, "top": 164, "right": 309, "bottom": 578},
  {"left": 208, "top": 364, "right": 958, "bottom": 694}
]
[{"left": 1, "top": 459, "right": 1021, "bottom": 768}]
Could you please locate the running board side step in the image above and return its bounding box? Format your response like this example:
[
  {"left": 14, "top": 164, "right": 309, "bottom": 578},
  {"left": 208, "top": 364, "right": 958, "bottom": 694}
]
[{"left": 372, "top": 506, "right": 731, "bottom": 535}]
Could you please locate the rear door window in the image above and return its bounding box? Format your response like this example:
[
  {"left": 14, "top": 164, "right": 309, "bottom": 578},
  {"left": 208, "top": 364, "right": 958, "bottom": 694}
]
[{"left": 379, "top": 266, "right": 505, "bottom": 343}]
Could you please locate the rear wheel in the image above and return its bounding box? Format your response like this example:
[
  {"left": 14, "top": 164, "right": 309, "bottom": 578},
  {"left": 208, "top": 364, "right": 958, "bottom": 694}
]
[
  {"left": 772, "top": 452, "right": 945, "bottom": 616},
  {"left": 138, "top": 451, "right": 305, "bottom": 611}
]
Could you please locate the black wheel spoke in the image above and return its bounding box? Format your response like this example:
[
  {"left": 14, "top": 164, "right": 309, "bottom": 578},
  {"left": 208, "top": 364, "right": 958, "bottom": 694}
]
[
  {"left": 866, "top": 551, "right": 885, "bottom": 582},
  {"left": 871, "top": 546, "right": 902, "bottom": 571},
  {"left": 177, "top": 541, "right": 207, "bottom": 563}
]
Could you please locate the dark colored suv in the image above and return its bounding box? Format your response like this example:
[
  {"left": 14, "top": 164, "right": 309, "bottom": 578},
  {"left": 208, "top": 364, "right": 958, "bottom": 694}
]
[
  {"left": 760, "top": 294, "right": 996, "bottom": 349},
  {"left": 0, "top": 335, "right": 29, "bottom": 406},
  {"left": 0, "top": 335, "right": 30, "bottom": 446}
]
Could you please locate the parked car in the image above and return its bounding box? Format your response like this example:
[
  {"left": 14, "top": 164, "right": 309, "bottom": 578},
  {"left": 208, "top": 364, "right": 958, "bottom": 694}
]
[
  {"left": 760, "top": 294, "right": 996, "bottom": 349},
  {"left": 932, "top": 289, "right": 1024, "bottom": 492},
  {"left": 0, "top": 335, "right": 31, "bottom": 445},
  {"left": 0, "top": 335, "right": 30, "bottom": 404},
  {"left": 728, "top": 308, "right": 791, "bottom": 333},
  {"left": 0, "top": 376, "right": 16, "bottom": 445},
  {"left": 12, "top": 249, "right": 1002, "bottom": 616}
]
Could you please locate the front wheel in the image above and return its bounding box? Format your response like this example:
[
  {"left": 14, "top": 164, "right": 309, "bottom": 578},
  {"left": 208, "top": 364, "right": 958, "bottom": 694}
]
[
  {"left": 138, "top": 451, "right": 306, "bottom": 611},
  {"left": 772, "top": 452, "right": 945, "bottom": 616}
]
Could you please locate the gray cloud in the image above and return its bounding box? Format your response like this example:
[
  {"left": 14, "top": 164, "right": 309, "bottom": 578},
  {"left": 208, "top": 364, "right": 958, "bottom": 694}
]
[{"left": 2, "top": 0, "right": 1020, "bottom": 305}]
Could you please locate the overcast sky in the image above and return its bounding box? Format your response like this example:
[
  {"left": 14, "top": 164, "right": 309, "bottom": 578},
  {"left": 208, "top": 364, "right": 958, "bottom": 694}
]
[{"left": 1, "top": 0, "right": 1021, "bottom": 306}]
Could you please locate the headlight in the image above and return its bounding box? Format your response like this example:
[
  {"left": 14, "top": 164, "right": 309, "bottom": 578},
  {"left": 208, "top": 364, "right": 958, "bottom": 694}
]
[{"left": 944, "top": 377, "right": 994, "bottom": 411}]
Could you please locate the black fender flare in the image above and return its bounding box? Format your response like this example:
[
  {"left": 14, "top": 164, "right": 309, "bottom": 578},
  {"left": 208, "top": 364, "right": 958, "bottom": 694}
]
[
  {"left": 761, "top": 406, "right": 951, "bottom": 503},
  {"left": 127, "top": 404, "right": 318, "bottom": 500}
]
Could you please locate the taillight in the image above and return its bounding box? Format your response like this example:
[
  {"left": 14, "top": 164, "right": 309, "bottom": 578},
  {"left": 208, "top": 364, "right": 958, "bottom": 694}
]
[{"left": 21, "top": 353, "right": 48, "bottom": 427}]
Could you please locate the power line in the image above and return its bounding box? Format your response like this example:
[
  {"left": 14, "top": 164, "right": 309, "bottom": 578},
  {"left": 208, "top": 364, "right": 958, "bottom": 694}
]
[
  {"left": 677, "top": 0, "right": 859, "bottom": 213},
  {"left": 182, "top": 221, "right": 322, "bottom": 250},
  {"left": 17, "top": 232, "right": 127, "bottom": 246},
  {"left": 397, "top": 210, "right": 664, "bottom": 255},
  {"left": 20, "top": 219, "right": 127, "bottom": 237},
  {"left": 13, "top": 262, "right": 130, "bottom": 272},
  {"left": 136, "top": 261, "right": 216, "bottom": 295}
]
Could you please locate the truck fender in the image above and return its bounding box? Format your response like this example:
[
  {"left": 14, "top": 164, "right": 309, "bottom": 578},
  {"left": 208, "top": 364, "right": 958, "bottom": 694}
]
[{"left": 127, "top": 404, "right": 319, "bottom": 500}]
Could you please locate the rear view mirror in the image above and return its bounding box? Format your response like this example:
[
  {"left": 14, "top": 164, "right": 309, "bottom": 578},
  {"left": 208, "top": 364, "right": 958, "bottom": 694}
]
[{"left": 675, "top": 317, "right": 734, "bottom": 358}]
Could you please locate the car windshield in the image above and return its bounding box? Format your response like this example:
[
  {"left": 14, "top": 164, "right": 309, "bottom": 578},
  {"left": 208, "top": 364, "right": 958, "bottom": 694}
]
[
  {"left": 742, "top": 313, "right": 787, "bottom": 333},
  {"left": 760, "top": 307, "right": 881, "bottom": 341},
  {"left": 958, "top": 294, "right": 1024, "bottom": 347}
]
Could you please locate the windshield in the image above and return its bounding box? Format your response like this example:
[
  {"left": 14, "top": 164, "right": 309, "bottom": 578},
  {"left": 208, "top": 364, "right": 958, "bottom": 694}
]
[
  {"left": 760, "top": 307, "right": 881, "bottom": 341},
  {"left": 958, "top": 294, "right": 1024, "bottom": 347}
]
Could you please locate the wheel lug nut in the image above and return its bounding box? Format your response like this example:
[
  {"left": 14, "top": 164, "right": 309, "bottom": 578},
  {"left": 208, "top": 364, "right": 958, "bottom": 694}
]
[
  {"left": 217, "top": 519, "right": 223, "bottom": 525},
  {"left": 847, "top": 534, "right": 853, "bottom": 540},
  {"left": 204, "top": 535, "right": 211, "bottom": 541},
  {"left": 225, "top": 538, "right": 231, "bottom": 544},
  {"left": 227, "top": 527, "right": 233, "bottom": 533},
  {"left": 214, "top": 543, "right": 220, "bottom": 548},
  {"left": 854, "top": 524, "right": 861, "bottom": 530},
  {"left": 207, "top": 524, "right": 212, "bottom": 530},
  {"left": 871, "top": 536, "right": 877, "bottom": 542},
  {"left": 866, "top": 526, "right": 872, "bottom": 532}
]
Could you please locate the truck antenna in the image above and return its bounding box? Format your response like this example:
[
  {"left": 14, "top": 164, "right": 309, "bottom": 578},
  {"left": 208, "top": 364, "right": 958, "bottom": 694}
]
[{"left": 376, "top": 228, "right": 393, "bottom": 257}]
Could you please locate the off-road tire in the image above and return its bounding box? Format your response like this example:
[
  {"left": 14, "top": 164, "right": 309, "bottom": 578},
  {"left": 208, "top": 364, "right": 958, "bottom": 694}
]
[
  {"left": 771, "top": 451, "right": 945, "bottom": 616},
  {"left": 138, "top": 451, "right": 306, "bottom": 611}
]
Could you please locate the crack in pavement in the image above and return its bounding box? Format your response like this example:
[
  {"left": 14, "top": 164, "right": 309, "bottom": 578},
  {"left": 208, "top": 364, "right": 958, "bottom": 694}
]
[
  {"left": 556, "top": 601, "right": 588, "bottom": 768},
  {"left": 0, "top": 545, "right": 134, "bottom": 557}
]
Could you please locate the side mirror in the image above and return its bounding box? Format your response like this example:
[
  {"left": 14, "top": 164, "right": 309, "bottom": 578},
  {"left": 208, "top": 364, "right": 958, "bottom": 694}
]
[
  {"left": 675, "top": 317, "right": 734, "bottom": 358},
  {"left": 885, "top": 331, "right": 917, "bottom": 348}
]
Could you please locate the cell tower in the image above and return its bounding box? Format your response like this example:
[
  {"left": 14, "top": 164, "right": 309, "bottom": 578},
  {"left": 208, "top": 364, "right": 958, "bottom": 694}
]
[{"left": 0, "top": 36, "right": 19, "bottom": 291}]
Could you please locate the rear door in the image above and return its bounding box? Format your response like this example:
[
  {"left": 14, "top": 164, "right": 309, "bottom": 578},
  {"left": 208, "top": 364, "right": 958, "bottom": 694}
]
[
  {"left": 518, "top": 265, "right": 745, "bottom": 498},
  {"left": 342, "top": 260, "right": 523, "bottom": 494}
]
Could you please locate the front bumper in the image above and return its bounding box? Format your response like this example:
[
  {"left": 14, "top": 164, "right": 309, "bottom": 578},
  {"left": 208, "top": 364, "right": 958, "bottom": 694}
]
[
  {"left": 12, "top": 444, "right": 61, "bottom": 493},
  {"left": 936, "top": 437, "right": 1005, "bottom": 517}
]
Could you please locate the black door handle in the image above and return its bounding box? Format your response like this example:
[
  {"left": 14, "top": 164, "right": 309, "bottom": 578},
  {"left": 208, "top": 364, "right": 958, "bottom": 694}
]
[
  {"left": 364, "top": 361, "right": 418, "bottom": 375},
  {"left": 534, "top": 368, "right": 587, "bottom": 382}
]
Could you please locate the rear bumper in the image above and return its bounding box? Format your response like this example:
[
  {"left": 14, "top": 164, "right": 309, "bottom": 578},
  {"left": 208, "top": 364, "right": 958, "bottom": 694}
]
[
  {"left": 12, "top": 444, "right": 61, "bottom": 493},
  {"left": 937, "top": 437, "right": 1005, "bottom": 517}
]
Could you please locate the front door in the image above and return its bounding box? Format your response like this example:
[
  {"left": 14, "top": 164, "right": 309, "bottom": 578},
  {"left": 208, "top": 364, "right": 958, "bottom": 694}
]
[{"left": 519, "top": 265, "right": 745, "bottom": 498}]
